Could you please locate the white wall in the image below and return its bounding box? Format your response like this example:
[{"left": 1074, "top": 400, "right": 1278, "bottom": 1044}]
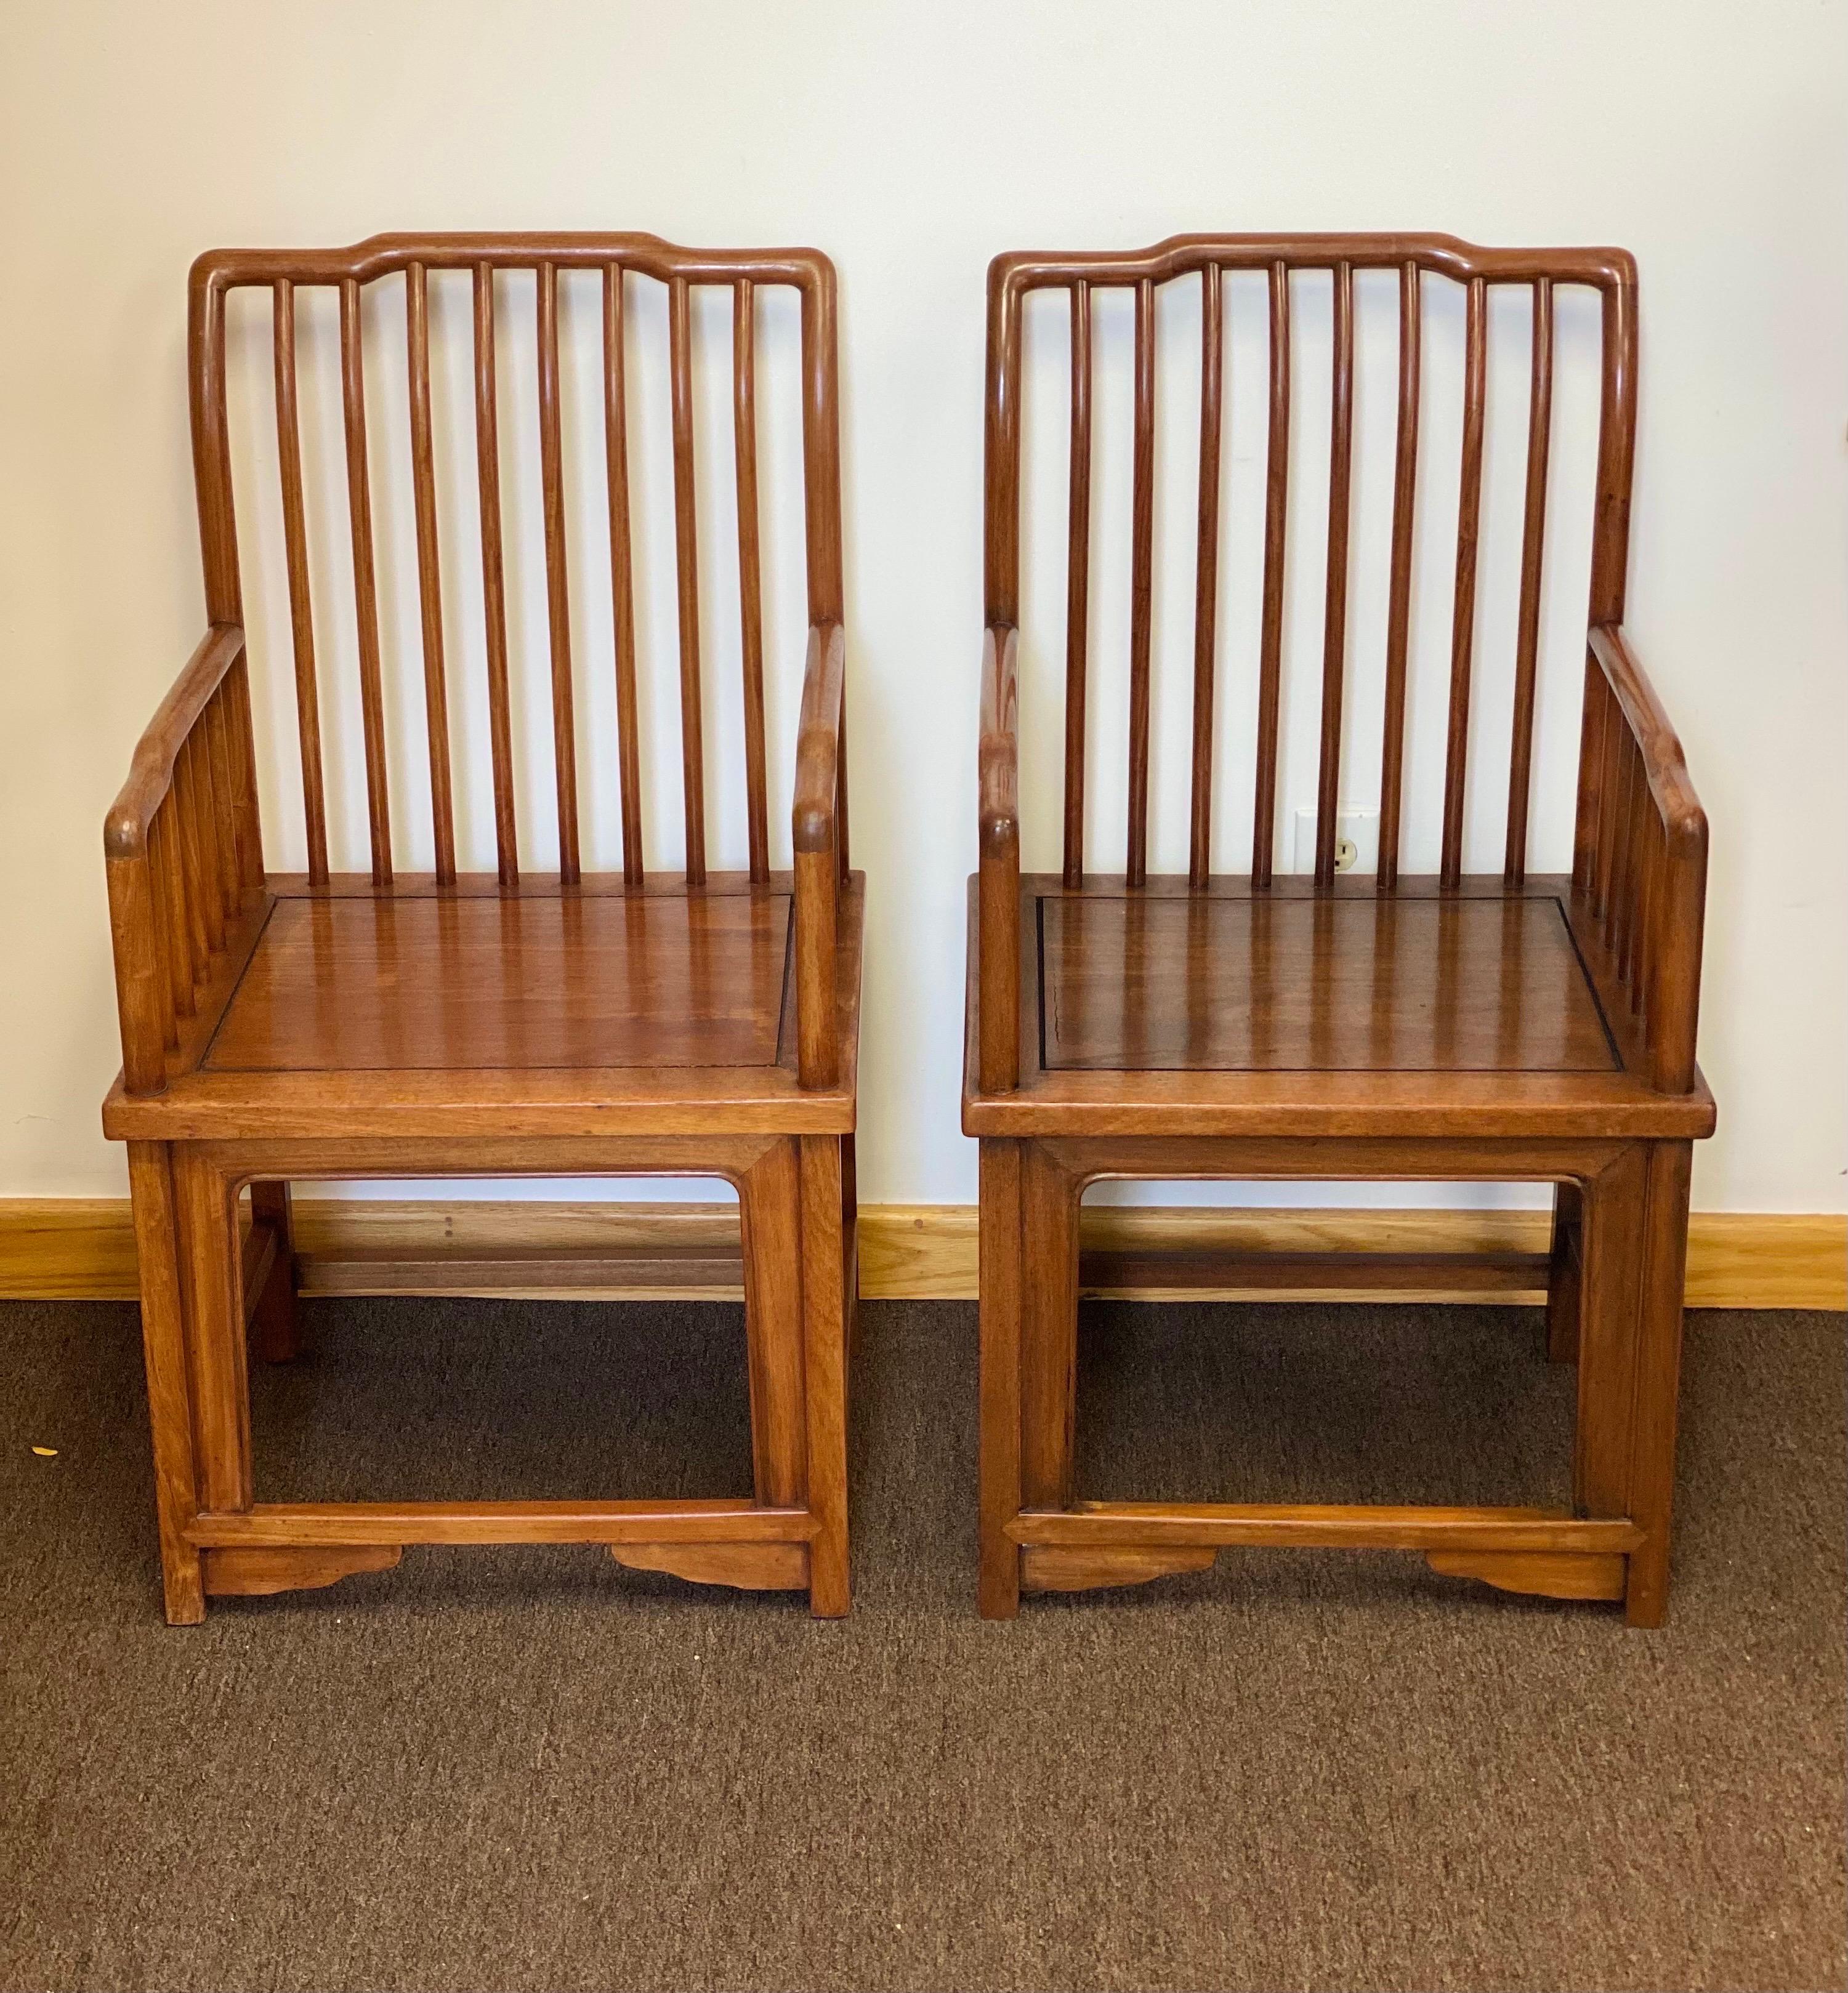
[{"left": 0, "top": 0, "right": 1842, "bottom": 1215}]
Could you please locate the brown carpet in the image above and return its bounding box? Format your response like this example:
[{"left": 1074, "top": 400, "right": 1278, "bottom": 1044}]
[{"left": 1, "top": 1294, "right": 1842, "bottom": 1992}]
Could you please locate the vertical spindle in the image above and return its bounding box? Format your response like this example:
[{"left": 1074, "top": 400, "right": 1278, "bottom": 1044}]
[
  {"left": 1594, "top": 693, "right": 1623, "bottom": 924},
  {"left": 734, "top": 276, "right": 770, "bottom": 883},
  {"left": 175, "top": 739, "right": 211, "bottom": 973},
  {"left": 340, "top": 276, "right": 393, "bottom": 885},
  {"left": 1252, "top": 262, "right": 1291, "bottom": 887},
  {"left": 1505, "top": 277, "right": 1553, "bottom": 885},
  {"left": 603, "top": 264, "right": 644, "bottom": 884},
  {"left": 1378, "top": 262, "right": 1421, "bottom": 891},
  {"left": 272, "top": 279, "right": 329, "bottom": 888},
  {"left": 536, "top": 263, "right": 581, "bottom": 885},
  {"left": 148, "top": 808, "right": 179, "bottom": 1047},
  {"left": 156, "top": 810, "right": 193, "bottom": 1017},
  {"left": 1439, "top": 275, "right": 1487, "bottom": 890},
  {"left": 406, "top": 262, "right": 457, "bottom": 887},
  {"left": 670, "top": 275, "right": 707, "bottom": 884},
  {"left": 1063, "top": 280, "right": 1092, "bottom": 888},
  {"left": 1315, "top": 261, "right": 1354, "bottom": 892},
  {"left": 473, "top": 263, "right": 518, "bottom": 884},
  {"left": 1126, "top": 276, "right": 1155, "bottom": 887},
  {"left": 1188, "top": 264, "right": 1222, "bottom": 890}
]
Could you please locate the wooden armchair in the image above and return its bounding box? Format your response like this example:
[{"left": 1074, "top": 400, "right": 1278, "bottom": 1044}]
[
  {"left": 967, "top": 235, "right": 1713, "bottom": 1626},
  {"left": 103, "top": 235, "right": 859, "bottom": 1623}
]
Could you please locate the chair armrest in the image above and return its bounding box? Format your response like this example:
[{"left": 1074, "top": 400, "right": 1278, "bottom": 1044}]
[
  {"left": 1576, "top": 624, "right": 1708, "bottom": 1093},
  {"left": 792, "top": 621, "right": 846, "bottom": 1089},
  {"left": 104, "top": 624, "right": 265, "bottom": 1095},
  {"left": 105, "top": 625, "right": 248, "bottom": 858},
  {"left": 1587, "top": 626, "right": 1706, "bottom": 847},
  {"left": 976, "top": 624, "right": 1020, "bottom": 1093}
]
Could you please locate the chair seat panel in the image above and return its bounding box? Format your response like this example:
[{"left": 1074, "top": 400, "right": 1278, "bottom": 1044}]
[
  {"left": 105, "top": 877, "right": 863, "bottom": 1141},
  {"left": 960, "top": 877, "right": 1713, "bottom": 1139},
  {"left": 204, "top": 887, "right": 792, "bottom": 1075},
  {"left": 1039, "top": 891, "right": 1616, "bottom": 1075}
]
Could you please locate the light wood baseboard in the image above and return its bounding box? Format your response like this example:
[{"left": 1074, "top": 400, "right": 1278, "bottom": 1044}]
[
  {"left": 858, "top": 1204, "right": 1846, "bottom": 1307},
  {"left": 0, "top": 1198, "right": 1841, "bottom": 1310}
]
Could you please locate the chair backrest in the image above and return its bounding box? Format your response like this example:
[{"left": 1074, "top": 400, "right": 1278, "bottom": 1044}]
[
  {"left": 190, "top": 233, "right": 841, "bottom": 890},
  {"left": 984, "top": 233, "right": 1637, "bottom": 892}
]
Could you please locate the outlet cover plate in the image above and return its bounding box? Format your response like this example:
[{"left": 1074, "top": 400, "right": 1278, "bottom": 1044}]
[{"left": 1291, "top": 807, "right": 1379, "bottom": 875}]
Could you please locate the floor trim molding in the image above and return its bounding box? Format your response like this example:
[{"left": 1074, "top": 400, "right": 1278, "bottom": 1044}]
[{"left": 1, "top": 1199, "right": 1841, "bottom": 1308}]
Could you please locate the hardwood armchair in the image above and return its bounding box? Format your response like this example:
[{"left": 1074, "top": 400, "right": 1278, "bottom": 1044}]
[
  {"left": 103, "top": 235, "right": 859, "bottom": 1623},
  {"left": 966, "top": 235, "right": 1713, "bottom": 1625}
]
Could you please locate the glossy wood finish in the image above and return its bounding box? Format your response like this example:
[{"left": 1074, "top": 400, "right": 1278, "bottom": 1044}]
[
  {"left": 1038, "top": 892, "right": 1616, "bottom": 1075},
  {"left": 206, "top": 891, "right": 793, "bottom": 1074},
  {"left": 190, "top": 1494, "right": 813, "bottom": 1546},
  {"left": 1008, "top": 1500, "right": 1642, "bottom": 1553},
  {"left": 970, "top": 235, "right": 1710, "bottom": 1628},
  {"left": 105, "top": 235, "right": 857, "bottom": 1623}
]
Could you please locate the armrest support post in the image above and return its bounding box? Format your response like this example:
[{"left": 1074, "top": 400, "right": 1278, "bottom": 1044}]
[
  {"left": 977, "top": 625, "right": 1021, "bottom": 1093},
  {"left": 793, "top": 622, "right": 846, "bottom": 1089}
]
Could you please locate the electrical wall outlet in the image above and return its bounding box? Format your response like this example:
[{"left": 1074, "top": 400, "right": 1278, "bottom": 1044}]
[{"left": 1291, "top": 807, "right": 1379, "bottom": 875}]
